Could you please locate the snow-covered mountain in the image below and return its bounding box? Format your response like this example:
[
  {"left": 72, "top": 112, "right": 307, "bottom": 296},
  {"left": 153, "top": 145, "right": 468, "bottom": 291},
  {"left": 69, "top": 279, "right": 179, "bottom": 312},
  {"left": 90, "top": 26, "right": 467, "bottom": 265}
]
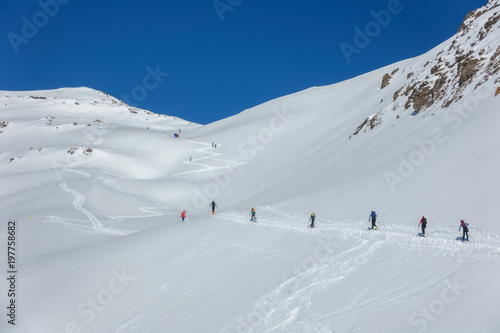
[{"left": 1, "top": 1, "right": 500, "bottom": 332}]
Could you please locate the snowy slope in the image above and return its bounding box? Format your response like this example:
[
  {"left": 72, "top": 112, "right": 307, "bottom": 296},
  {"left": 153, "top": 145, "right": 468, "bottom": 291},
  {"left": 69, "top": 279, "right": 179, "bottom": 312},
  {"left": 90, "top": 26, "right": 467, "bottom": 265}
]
[
  {"left": 185, "top": 0, "right": 500, "bottom": 228},
  {"left": 1, "top": 1, "right": 500, "bottom": 333}
]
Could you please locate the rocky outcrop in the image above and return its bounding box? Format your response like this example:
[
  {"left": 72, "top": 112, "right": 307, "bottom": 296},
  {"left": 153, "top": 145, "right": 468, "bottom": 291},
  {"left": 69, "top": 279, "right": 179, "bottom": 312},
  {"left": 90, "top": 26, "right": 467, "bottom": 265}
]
[
  {"left": 349, "top": 114, "right": 382, "bottom": 139},
  {"left": 390, "top": 4, "right": 498, "bottom": 114},
  {"left": 381, "top": 74, "right": 392, "bottom": 89},
  {"left": 350, "top": 0, "right": 500, "bottom": 140}
]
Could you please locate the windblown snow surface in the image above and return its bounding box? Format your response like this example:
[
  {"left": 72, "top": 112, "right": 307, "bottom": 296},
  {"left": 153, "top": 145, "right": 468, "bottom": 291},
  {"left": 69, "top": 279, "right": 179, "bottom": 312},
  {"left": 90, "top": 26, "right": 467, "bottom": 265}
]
[{"left": 2, "top": 3, "right": 500, "bottom": 333}]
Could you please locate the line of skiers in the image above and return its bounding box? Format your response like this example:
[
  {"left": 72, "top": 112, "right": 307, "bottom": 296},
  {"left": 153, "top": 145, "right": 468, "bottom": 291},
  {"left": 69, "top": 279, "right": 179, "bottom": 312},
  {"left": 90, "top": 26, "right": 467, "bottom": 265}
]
[{"left": 180, "top": 205, "right": 470, "bottom": 240}]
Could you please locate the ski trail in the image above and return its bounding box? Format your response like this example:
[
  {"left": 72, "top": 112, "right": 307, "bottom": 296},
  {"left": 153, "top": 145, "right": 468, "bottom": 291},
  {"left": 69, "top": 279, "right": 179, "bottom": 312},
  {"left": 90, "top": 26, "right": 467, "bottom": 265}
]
[
  {"left": 45, "top": 168, "right": 135, "bottom": 235},
  {"left": 170, "top": 139, "right": 245, "bottom": 177},
  {"left": 221, "top": 240, "right": 384, "bottom": 333},
  {"left": 112, "top": 314, "right": 144, "bottom": 333},
  {"left": 217, "top": 209, "right": 500, "bottom": 260},
  {"left": 218, "top": 208, "right": 500, "bottom": 332},
  {"left": 57, "top": 181, "right": 133, "bottom": 235},
  {"left": 217, "top": 207, "right": 500, "bottom": 332},
  {"left": 313, "top": 262, "right": 463, "bottom": 325}
]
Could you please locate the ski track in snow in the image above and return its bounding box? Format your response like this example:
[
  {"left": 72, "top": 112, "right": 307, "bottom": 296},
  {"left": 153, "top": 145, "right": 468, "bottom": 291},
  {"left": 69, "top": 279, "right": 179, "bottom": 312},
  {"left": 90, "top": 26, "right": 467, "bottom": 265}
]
[
  {"left": 31, "top": 139, "right": 500, "bottom": 331},
  {"left": 312, "top": 261, "right": 462, "bottom": 330},
  {"left": 44, "top": 138, "right": 245, "bottom": 235},
  {"left": 112, "top": 314, "right": 144, "bottom": 333},
  {"left": 44, "top": 169, "right": 135, "bottom": 235},
  {"left": 170, "top": 139, "right": 245, "bottom": 178},
  {"left": 218, "top": 207, "right": 500, "bottom": 332}
]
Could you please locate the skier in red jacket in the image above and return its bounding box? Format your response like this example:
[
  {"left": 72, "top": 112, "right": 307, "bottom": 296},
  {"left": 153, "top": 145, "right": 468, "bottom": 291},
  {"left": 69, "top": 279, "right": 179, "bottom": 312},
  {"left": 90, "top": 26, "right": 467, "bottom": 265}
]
[
  {"left": 418, "top": 216, "right": 427, "bottom": 236},
  {"left": 181, "top": 210, "right": 186, "bottom": 222}
]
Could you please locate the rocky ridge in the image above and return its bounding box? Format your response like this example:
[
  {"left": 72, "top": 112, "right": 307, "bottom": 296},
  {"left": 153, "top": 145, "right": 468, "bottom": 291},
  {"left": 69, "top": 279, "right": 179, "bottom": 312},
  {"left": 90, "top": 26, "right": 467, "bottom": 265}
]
[{"left": 351, "top": 0, "right": 500, "bottom": 138}]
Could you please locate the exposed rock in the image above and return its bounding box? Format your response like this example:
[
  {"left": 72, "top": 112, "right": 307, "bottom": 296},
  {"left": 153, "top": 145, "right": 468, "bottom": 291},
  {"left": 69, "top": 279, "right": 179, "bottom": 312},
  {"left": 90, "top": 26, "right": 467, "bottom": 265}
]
[
  {"left": 350, "top": 114, "right": 382, "bottom": 139},
  {"left": 393, "top": 87, "right": 403, "bottom": 101},
  {"left": 430, "top": 63, "right": 444, "bottom": 75},
  {"left": 458, "top": 10, "right": 476, "bottom": 32},
  {"left": 484, "top": 12, "right": 500, "bottom": 31},
  {"left": 404, "top": 82, "right": 433, "bottom": 113},
  {"left": 458, "top": 58, "right": 481, "bottom": 86},
  {"left": 488, "top": 46, "right": 500, "bottom": 76},
  {"left": 351, "top": 0, "right": 499, "bottom": 139},
  {"left": 381, "top": 73, "right": 392, "bottom": 89}
]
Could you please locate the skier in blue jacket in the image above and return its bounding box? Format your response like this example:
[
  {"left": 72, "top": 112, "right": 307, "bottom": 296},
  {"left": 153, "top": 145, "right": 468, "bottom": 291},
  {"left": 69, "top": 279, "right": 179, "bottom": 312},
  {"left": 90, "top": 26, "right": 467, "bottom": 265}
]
[{"left": 369, "top": 211, "right": 377, "bottom": 230}]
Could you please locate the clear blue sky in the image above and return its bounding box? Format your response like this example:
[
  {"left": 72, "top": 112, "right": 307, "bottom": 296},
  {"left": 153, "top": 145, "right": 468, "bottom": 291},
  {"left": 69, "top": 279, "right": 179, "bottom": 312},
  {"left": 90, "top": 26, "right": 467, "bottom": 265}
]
[{"left": 0, "top": 0, "right": 486, "bottom": 124}]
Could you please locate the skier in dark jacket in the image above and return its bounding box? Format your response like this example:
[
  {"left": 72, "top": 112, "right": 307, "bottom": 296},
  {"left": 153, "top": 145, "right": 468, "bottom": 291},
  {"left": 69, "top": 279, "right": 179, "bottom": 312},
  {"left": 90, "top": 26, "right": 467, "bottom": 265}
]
[
  {"left": 459, "top": 220, "right": 469, "bottom": 241},
  {"left": 418, "top": 216, "right": 427, "bottom": 236},
  {"left": 309, "top": 213, "right": 316, "bottom": 228},
  {"left": 209, "top": 200, "right": 217, "bottom": 215},
  {"left": 369, "top": 211, "right": 377, "bottom": 230}
]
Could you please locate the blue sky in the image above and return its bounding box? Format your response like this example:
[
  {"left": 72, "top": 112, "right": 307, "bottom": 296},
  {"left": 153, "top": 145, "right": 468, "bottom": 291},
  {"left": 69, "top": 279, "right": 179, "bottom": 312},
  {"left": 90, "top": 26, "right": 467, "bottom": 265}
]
[{"left": 0, "top": 0, "right": 487, "bottom": 124}]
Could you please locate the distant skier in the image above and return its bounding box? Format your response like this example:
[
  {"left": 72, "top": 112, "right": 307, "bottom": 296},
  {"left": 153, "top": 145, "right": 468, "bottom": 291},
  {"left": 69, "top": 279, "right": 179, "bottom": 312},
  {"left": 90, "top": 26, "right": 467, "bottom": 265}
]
[
  {"left": 459, "top": 219, "right": 469, "bottom": 241},
  {"left": 212, "top": 143, "right": 214, "bottom": 148},
  {"left": 189, "top": 156, "right": 192, "bottom": 162},
  {"left": 309, "top": 212, "right": 316, "bottom": 228},
  {"left": 369, "top": 211, "right": 377, "bottom": 230},
  {"left": 209, "top": 200, "right": 217, "bottom": 215},
  {"left": 181, "top": 210, "right": 186, "bottom": 222},
  {"left": 418, "top": 216, "right": 427, "bottom": 236},
  {"left": 249, "top": 207, "right": 256, "bottom": 222}
]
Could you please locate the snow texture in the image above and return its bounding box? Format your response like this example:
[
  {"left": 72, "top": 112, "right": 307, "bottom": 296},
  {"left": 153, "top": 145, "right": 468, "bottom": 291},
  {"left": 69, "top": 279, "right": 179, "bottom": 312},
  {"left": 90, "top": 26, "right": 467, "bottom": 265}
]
[{"left": 1, "top": 2, "right": 500, "bottom": 332}]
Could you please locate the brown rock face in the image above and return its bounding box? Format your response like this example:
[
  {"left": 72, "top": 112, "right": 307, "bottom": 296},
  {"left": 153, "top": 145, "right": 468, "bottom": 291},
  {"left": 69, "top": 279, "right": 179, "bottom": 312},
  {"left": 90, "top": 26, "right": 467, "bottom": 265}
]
[
  {"left": 381, "top": 74, "right": 392, "bottom": 89},
  {"left": 495, "top": 87, "right": 500, "bottom": 97},
  {"left": 458, "top": 58, "right": 481, "bottom": 86}
]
